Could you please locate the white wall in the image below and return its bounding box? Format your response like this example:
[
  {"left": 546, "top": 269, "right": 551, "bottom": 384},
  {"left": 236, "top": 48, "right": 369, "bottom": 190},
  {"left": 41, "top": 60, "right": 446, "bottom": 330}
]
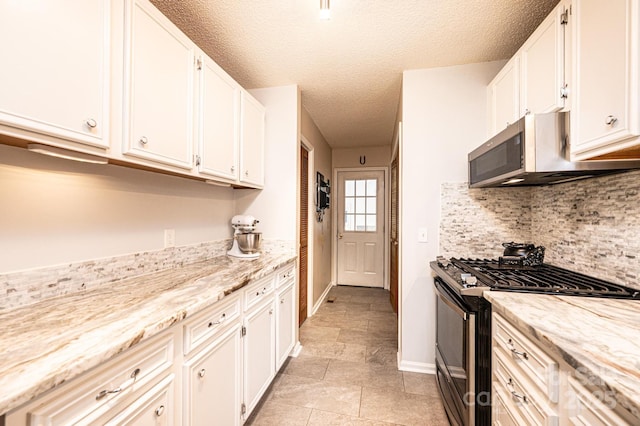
[
  {"left": 332, "top": 146, "right": 391, "bottom": 168},
  {"left": 0, "top": 143, "right": 235, "bottom": 273},
  {"left": 235, "top": 85, "right": 299, "bottom": 241},
  {"left": 399, "top": 60, "right": 505, "bottom": 372}
]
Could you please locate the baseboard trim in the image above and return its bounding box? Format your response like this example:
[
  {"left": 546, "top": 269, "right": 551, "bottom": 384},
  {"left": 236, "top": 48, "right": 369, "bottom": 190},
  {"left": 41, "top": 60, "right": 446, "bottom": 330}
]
[
  {"left": 310, "top": 281, "right": 335, "bottom": 316},
  {"left": 290, "top": 341, "right": 302, "bottom": 357},
  {"left": 398, "top": 358, "right": 436, "bottom": 375}
]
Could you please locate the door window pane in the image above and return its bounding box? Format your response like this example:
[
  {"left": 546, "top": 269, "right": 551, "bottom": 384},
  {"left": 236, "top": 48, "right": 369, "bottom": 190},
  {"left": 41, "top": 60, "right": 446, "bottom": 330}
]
[{"left": 343, "top": 178, "right": 377, "bottom": 233}]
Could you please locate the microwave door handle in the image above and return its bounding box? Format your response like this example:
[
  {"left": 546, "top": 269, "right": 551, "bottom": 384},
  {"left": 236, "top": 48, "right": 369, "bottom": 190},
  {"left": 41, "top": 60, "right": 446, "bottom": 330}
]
[{"left": 434, "top": 285, "right": 468, "bottom": 320}]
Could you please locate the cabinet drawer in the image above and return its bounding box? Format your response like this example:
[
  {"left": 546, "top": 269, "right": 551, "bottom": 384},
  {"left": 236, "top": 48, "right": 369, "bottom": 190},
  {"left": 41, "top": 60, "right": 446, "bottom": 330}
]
[
  {"left": 276, "top": 264, "right": 295, "bottom": 289},
  {"left": 494, "top": 349, "right": 559, "bottom": 426},
  {"left": 183, "top": 294, "right": 241, "bottom": 356},
  {"left": 493, "top": 383, "right": 528, "bottom": 426},
  {"left": 19, "top": 332, "right": 175, "bottom": 426},
  {"left": 104, "top": 374, "right": 175, "bottom": 426},
  {"left": 567, "top": 376, "right": 630, "bottom": 426},
  {"left": 494, "top": 313, "right": 559, "bottom": 401},
  {"left": 243, "top": 273, "right": 275, "bottom": 312}
]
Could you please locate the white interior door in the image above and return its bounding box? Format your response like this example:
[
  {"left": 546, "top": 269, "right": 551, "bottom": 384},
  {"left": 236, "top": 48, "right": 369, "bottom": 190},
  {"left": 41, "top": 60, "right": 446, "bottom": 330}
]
[{"left": 336, "top": 170, "right": 385, "bottom": 287}]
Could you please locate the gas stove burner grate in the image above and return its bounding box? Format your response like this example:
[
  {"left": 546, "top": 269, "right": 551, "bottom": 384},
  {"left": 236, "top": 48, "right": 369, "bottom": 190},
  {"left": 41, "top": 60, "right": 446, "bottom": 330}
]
[{"left": 449, "top": 258, "right": 640, "bottom": 299}]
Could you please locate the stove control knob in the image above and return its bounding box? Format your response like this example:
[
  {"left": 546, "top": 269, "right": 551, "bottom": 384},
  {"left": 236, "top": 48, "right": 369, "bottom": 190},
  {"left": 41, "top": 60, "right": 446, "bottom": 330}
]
[{"left": 463, "top": 275, "right": 478, "bottom": 287}]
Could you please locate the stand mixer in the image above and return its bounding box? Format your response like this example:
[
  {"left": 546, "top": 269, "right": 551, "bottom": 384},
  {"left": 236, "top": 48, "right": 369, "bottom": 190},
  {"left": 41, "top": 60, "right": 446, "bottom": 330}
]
[{"left": 227, "top": 215, "right": 261, "bottom": 259}]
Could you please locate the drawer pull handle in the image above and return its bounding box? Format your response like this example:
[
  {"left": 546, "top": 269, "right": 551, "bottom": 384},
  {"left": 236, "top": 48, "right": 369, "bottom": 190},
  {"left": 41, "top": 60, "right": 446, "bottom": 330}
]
[
  {"left": 95, "top": 368, "right": 141, "bottom": 400},
  {"left": 280, "top": 298, "right": 285, "bottom": 304},
  {"left": 208, "top": 313, "right": 226, "bottom": 327},
  {"left": 198, "top": 368, "right": 206, "bottom": 378},
  {"left": 85, "top": 118, "right": 97, "bottom": 129},
  {"left": 605, "top": 115, "right": 618, "bottom": 126},
  {"left": 155, "top": 405, "right": 165, "bottom": 417},
  {"left": 507, "top": 338, "right": 528, "bottom": 360},
  {"left": 507, "top": 378, "right": 528, "bottom": 403},
  {"left": 139, "top": 136, "right": 148, "bottom": 146}
]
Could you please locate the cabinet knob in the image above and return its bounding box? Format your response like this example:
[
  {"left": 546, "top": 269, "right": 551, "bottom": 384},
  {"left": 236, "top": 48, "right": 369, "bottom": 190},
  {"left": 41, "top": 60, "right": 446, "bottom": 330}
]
[
  {"left": 198, "top": 368, "right": 206, "bottom": 378},
  {"left": 269, "top": 309, "right": 273, "bottom": 315},
  {"left": 85, "top": 118, "right": 97, "bottom": 129},
  {"left": 605, "top": 115, "right": 618, "bottom": 126},
  {"left": 231, "top": 166, "right": 235, "bottom": 173},
  {"left": 280, "top": 298, "right": 285, "bottom": 304},
  {"left": 245, "top": 170, "right": 249, "bottom": 177},
  {"left": 139, "top": 136, "right": 148, "bottom": 146},
  {"left": 560, "top": 84, "right": 569, "bottom": 99},
  {"left": 155, "top": 405, "right": 165, "bottom": 417}
]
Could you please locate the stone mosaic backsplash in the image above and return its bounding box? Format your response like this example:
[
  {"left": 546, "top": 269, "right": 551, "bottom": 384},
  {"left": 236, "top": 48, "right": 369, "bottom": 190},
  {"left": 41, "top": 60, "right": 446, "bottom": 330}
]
[
  {"left": 440, "top": 170, "right": 640, "bottom": 291},
  {"left": 440, "top": 182, "right": 532, "bottom": 259},
  {"left": 0, "top": 239, "right": 232, "bottom": 311}
]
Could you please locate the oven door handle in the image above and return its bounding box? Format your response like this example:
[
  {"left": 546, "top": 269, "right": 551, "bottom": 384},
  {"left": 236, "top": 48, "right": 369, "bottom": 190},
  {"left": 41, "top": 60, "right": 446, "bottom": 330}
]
[{"left": 434, "top": 283, "right": 468, "bottom": 320}]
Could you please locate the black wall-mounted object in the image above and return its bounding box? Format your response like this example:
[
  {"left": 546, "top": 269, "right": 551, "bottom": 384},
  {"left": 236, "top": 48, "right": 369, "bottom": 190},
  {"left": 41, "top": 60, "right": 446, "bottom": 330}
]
[{"left": 316, "top": 172, "right": 330, "bottom": 221}]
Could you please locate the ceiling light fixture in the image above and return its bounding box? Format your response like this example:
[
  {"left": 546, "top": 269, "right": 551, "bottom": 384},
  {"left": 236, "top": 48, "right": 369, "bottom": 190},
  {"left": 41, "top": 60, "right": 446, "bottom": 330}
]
[
  {"left": 319, "top": 0, "right": 330, "bottom": 20},
  {"left": 27, "top": 143, "right": 108, "bottom": 165}
]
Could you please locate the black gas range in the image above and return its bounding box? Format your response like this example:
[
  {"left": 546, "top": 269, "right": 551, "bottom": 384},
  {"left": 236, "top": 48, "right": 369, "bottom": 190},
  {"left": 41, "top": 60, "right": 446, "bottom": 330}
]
[{"left": 430, "top": 256, "right": 640, "bottom": 426}]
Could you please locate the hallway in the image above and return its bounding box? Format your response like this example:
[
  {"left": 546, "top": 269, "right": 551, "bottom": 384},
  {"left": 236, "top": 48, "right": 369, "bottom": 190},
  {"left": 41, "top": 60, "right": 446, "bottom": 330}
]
[{"left": 246, "top": 285, "right": 448, "bottom": 425}]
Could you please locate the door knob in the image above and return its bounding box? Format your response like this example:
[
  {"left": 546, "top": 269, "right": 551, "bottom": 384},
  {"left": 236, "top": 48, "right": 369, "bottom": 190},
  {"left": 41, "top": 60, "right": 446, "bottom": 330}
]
[{"left": 338, "top": 233, "right": 343, "bottom": 239}]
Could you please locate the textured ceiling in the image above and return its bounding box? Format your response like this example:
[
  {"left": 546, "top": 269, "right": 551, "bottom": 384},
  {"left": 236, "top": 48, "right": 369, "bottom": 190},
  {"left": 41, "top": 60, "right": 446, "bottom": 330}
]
[{"left": 150, "top": 0, "right": 559, "bottom": 148}]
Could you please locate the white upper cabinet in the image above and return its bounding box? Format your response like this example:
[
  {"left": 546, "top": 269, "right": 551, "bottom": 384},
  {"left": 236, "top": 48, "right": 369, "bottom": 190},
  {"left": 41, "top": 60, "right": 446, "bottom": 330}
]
[
  {"left": 570, "top": 0, "right": 640, "bottom": 159},
  {"left": 239, "top": 91, "right": 266, "bottom": 188},
  {"left": 0, "top": 0, "right": 110, "bottom": 152},
  {"left": 122, "top": 0, "right": 195, "bottom": 170},
  {"left": 520, "top": 2, "right": 567, "bottom": 115},
  {"left": 488, "top": 56, "right": 520, "bottom": 136},
  {"left": 196, "top": 54, "right": 240, "bottom": 182}
]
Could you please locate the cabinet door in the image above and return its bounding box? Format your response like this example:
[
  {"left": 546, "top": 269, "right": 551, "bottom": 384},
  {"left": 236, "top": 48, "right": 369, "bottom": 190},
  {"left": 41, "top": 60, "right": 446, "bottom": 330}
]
[
  {"left": 276, "top": 283, "right": 296, "bottom": 371},
  {"left": 239, "top": 91, "right": 265, "bottom": 187},
  {"left": 488, "top": 56, "right": 521, "bottom": 136},
  {"left": 0, "top": 0, "right": 110, "bottom": 149},
  {"left": 570, "top": 0, "right": 640, "bottom": 158},
  {"left": 123, "top": 0, "right": 195, "bottom": 169},
  {"left": 184, "top": 324, "right": 242, "bottom": 426},
  {"left": 197, "top": 55, "right": 239, "bottom": 181},
  {"left": 243, "top": 299, "right": 275, "bottom": 418},
  {"left": 520, "top": 3, "right": 566, "bottom": 115}
]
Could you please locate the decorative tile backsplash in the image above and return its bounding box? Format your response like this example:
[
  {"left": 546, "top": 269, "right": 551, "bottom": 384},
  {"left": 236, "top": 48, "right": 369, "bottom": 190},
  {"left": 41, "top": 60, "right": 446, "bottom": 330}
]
[
  {"left": 0, "top": 240, "right": 232, "bottom": 311},
  {"left": 441, "top": 170, "right": 640, "bottom": 290},
  {"left": 440, "top": 182, "right": 532, "bottom": 259}
]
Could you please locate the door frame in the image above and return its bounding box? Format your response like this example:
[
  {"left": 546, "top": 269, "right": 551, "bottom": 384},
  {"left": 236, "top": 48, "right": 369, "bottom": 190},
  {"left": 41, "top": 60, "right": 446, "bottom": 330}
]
[
  {"left": 332, "top": 166, "right": 389, "bottom": 290},
  {"left": 299, "top": 136, "right": 314, "bottom": 324}
]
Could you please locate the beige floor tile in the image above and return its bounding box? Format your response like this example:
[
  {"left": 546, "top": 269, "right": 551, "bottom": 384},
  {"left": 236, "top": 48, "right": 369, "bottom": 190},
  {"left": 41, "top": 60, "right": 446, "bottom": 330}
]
[
  {"left": 337, "top": 328, "right": 397, "bottom": 349},
  {"left": 305, "top": 315, "right": 369, "bottom": 332},
  {"left": 324, "top": 359, "right": 404, "bottom": 390},
  {"left": 245, "top": 400, "right": 312, "bottom": 425},
  {"left": 299, "top": 325, "right": 341, "bottom": 344},
  {"left": 307, "top": 410, "right": 399, "bottom": 425},
  {"left": 346, "top": 310, "right": 398, "bottom": 323},
  {"left": 360, "top": 386, "right": 448, "bottom": 426},
  {"left": 368, "top": 319, "right": 398, "bottom": 334},
  {"left": 270, "top": 374, "right": 362, "bottom": 417},
  {"left": 365, "top": 346, "right": 398, "bottom": 367},
  {"left": 301, "top": 340, "right": 367, "bottom": 362},
  {"left": 370, "top": 302, "right": 395, "bottom": 313},
  {"left": 402, "top": 372, "right": 439, "bottom": 397},
  {"left": 282, "top": 354, "right": 330, "bottom": 380}
]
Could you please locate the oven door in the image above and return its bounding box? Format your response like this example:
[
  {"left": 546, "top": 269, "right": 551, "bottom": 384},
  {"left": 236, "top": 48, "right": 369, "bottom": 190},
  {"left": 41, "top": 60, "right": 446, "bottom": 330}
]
[{"left": 434, "top": 277, "right": 476, "bottom": 426}]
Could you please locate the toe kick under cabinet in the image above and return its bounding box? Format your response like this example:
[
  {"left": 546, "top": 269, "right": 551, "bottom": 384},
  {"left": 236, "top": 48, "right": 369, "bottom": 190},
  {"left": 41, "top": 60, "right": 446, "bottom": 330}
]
[
  {"left": 4, "top": 262, "right": 297, "bottom": 426},
  {"left": 491, "top": 313, "right": 633, "bottom": 426}
]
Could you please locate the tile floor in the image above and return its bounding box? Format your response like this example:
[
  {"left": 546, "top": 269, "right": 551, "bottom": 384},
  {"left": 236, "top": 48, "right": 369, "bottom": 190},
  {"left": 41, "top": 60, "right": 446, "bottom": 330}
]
[{"left": 246, "top": 285, "right": 449, "bottom": 426}]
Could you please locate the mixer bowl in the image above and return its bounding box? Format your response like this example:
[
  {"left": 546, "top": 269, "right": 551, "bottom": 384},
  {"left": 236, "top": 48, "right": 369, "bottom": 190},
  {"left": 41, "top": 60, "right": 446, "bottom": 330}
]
[{"left": 236, "top": 232, "right": 262, "bottom": 253}]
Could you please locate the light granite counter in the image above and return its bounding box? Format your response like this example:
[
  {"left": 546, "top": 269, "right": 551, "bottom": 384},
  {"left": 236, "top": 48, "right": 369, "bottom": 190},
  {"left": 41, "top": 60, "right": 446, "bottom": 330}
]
[
  {"left": 484, "top": 291, "right": 640, "bottom": 422},
  {"left": 0, "top": 241, "right": 296, "bottom": 416}
]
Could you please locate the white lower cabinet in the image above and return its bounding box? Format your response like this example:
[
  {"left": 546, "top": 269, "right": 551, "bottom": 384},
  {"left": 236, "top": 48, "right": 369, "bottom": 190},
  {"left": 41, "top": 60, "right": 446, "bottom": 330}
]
[
  {"left": 183, "top": 324, "right": 242, "bottom": 426},
  {"left": 242, "top": 297, "right": 276, "bottom": 419},
  {"left": 492, "top": 313, "right": 635, "bottom": 425},
  {"left": 4, "top": 263, "right": 297, "bottom": 426}
]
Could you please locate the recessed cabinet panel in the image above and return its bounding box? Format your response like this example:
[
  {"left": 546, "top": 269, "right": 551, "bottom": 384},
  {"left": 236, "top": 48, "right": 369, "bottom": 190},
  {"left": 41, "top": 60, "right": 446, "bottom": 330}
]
[
  {"left": 520, "top": 4, "right": 565, "bottom": 114},
  {"left": 198, "top": 56, "right": 239, "bottom": 181},
  {"left": 571, "top": 0, "right": 640, "bottom": 158},
  {"left": 0, "top": 0, "right": 110, "bottom": 149},
  {"left": 239, "top": 92, "right": 265, "bottom": 187},
  {"left": 488, "top": 56, "right": 521, "bottom": 137},
  {"left": 184, "top": 325, "right": 242, "bottom": 426},
  {"left": 276, "top": 282, "right": 296, "bottom": 370},
  {"left": 124, "top": 0, "right": 195, "bottom": 169}
]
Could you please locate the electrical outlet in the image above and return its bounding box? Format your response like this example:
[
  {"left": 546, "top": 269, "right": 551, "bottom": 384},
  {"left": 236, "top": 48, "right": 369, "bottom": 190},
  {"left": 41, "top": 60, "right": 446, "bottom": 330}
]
[
  {"left": 164, "top": 229, "right": 175, "bottom": 248},
  {"left": 418, "top": 227, "right": 428, "bottom": 243}
]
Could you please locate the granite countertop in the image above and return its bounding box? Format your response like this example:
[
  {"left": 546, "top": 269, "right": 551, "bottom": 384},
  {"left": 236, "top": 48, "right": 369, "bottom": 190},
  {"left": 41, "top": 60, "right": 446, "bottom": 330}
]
[
  {"left": 0, "top": 241, "right": 296, "bottom": 416},
  {"left": 484, "top": 291, "right": 640, "bottom": 421}
]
